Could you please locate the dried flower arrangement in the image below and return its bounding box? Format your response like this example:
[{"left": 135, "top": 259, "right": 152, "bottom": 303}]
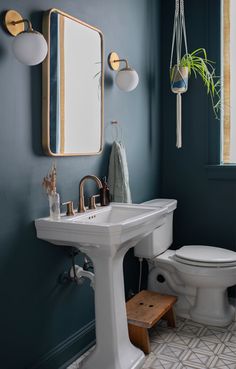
[{"left": 42, "top": 162, "right": 57, "bottom": 195}]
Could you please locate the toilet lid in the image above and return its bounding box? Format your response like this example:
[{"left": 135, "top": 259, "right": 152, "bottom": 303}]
[{"left": 175, "top": 245, "right": 236, "bottom": 267}]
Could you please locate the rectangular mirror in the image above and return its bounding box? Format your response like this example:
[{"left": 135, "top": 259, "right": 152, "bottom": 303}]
[{"left": 42, "top": 9, "right": 104, "bottom": 156}]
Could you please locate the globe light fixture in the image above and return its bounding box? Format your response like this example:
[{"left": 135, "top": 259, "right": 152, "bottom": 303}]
[
  {"left": 108, "top": 52, "right": 139, "bottom": 92},
  {"left": 4, "top": 10, "right": 48, "bottom": 66}
]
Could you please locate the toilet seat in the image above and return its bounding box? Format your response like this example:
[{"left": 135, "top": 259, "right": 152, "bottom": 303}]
[{"left": 174, "top": 245, "right": 236, "bottom": 267}]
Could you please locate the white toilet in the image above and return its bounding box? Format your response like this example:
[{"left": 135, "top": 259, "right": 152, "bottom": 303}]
[{"left": 134, "top": 199, "right": 236, "bottom": 327}]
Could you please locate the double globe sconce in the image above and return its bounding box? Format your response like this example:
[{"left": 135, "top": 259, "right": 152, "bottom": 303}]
[{"left": 4, "top": 10, "right": 139, "bottom": 91}]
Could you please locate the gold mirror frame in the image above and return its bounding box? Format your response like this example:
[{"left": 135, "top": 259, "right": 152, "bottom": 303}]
[{"left": 42, "top": 8, "right": 104, "bottom": 156}]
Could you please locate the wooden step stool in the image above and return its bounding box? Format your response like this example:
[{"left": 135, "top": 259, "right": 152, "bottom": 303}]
[{"left": 126, "top": 290, "right": 177, "bottom": 354}]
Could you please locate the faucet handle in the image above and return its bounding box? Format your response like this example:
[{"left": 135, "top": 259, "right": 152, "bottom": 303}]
[
  {"left": 62, "top": 201, "right": 75, "bottom": 216},
  {"left": 88, "top": 194, "right": 100, "bottom": 210}
]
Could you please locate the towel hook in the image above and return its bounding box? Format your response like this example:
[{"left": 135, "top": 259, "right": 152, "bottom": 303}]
[{"left": 111, "top": 120, "right": 123, "bottom": 142}]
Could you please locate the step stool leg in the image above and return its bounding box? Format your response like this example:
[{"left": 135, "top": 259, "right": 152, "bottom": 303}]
[
  {"left": 163, "top": 307, "right": 176, "bottom": 328},
  {"left": 128, "top": 324, "right": 150, "bottom": 354}
]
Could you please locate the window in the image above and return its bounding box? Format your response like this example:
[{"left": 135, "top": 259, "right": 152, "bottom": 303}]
[{"left": 222, "top": 0, "right": 236, "bottom": 163}]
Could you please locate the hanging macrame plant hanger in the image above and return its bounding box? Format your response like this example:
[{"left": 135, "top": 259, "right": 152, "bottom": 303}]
[{"left": 170, "top": 0, "right": 188, "bottom": 148}]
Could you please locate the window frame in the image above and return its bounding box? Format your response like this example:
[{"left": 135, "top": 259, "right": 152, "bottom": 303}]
[
  {"left": 222, "top": 0, "right": 231, "bottom": 163},
  {"left": 206, "top": 0, "right": 236, "bottom": 178}
]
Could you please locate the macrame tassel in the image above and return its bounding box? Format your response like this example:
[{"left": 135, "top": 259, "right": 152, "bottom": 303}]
[{"left": 176, "top": 93, "right": 182, "bottom": 148}]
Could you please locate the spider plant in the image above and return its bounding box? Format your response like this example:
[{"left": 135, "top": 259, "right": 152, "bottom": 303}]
[{"left": 172, "top": 48, "right": 221, "bottom": 119}]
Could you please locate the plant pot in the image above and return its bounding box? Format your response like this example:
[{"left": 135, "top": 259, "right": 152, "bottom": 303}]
[{"left": 170, "top": 66, "right": 189, "bottom": 93}]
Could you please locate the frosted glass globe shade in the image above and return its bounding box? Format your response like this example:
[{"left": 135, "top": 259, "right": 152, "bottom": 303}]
[
  {"left": 115, "top": 68, "right": 139, "bottom": 92},
  {"left": 12, "top": 31, "right": 48, "bottom": 66}
]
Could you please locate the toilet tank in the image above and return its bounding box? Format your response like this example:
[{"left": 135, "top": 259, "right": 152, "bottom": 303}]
[{"left": 134, "top": 199, "right": 177, "bottom": 259}]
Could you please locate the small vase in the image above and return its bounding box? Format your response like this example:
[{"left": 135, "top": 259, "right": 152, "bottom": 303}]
[
  {"left": 48, "top": 192, "right": 60, "bottom": 220},
  {"left": 171, "top": 66, "right": 189, "bottom": 93}
]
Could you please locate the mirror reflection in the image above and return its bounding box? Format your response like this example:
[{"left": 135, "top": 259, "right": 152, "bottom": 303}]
[{"left": 43, "top": 9, "right": 104, "bottom": 156}]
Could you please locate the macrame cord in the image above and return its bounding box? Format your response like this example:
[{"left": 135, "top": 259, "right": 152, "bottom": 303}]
[{"left": 170, "top": 0, "right": 188, "bottom": 148}]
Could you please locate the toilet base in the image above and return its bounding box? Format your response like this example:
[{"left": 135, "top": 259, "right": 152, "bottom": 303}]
[
  {"left": 190, "top": 288, "right": 235, "bottom": 327},
  {"left": 148, "top": 260, "right": 236, "bottom": 327}
]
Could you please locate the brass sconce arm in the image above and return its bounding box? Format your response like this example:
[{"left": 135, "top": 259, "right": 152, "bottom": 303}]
[
  {"left": 112, "top": 58, "right": 129, "bottom": 70},
  {"left": 4, "top": 10, "right": 32, "bottom": 36},
  {"left": 108, "top": 52, "right": 130, "bottom": 71},
  {"left": 11, "top": 18, "right": 33, "bottom": 32}
]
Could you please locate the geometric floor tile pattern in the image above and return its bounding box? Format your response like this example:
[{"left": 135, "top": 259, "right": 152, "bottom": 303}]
[{"left": 67, "top": 318, "right": 236, "bottom": 369}]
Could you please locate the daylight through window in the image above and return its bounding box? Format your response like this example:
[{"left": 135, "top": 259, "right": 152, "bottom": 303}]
[{"left": 222, "top": 0, "right": 236, "bottom": 163}]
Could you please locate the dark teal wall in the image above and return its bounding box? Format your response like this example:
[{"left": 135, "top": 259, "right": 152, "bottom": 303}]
[
  {"left": 161, "top": 0, "right": 236, "bottom": 261},
  {"left": 0, "top": 1, "right": 161, "bottom": 368}
]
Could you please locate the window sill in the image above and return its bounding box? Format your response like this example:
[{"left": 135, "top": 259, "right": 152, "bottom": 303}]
[{"left": 206, "top": 164, "right": 236, "bottom": 180}]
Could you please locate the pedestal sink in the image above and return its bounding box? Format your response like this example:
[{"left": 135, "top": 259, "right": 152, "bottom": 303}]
[{"left": 35, "top": 203, "right": 167, "bottom": 369}]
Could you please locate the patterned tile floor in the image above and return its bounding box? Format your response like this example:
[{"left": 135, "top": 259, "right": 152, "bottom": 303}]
[{"left": 68, "top": 317, "right": 236, "bottom": 369}]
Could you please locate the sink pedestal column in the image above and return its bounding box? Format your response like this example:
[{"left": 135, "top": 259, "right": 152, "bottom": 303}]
[{"left": 80, "top": 246, "right": 145, "bottom": 369}]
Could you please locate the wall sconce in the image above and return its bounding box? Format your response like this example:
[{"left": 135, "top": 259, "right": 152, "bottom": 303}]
[
  {"left": 108, "top": 52, "right": 139, "bottom": 92},
  {"left": 4, "top": 10, "right": 48, "bottom": 66}
]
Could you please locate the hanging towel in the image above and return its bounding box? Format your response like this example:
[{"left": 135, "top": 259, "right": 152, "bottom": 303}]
[{"left": 108, "top": 141, "right": 132, "bottom": 203}]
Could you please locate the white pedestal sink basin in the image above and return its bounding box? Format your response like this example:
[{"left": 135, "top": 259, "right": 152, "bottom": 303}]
[{"left": 35, "top": 203, "right": 167, "bottom": 369}]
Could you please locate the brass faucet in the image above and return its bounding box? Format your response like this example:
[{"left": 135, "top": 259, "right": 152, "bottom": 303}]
[{"left": 78, "top": 175, "right": 103, "bottom": 213}]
